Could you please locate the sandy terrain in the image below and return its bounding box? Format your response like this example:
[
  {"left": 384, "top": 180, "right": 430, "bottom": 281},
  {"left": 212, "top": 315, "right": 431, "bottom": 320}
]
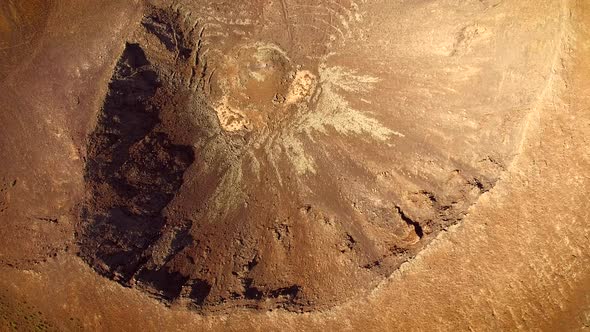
[{"left": 0, "top": 0, "right": 588, "bottom": 330}]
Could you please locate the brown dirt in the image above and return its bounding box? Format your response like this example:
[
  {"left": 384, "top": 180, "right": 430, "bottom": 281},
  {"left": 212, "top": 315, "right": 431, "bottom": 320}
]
[{"left": 0, "top": 0, "right": 589, "bottom": 330}]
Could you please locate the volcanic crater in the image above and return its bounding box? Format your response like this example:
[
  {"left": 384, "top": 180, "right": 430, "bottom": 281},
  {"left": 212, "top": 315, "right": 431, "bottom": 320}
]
[{"left": 77, "top": 3, "right": 531, "bottom": 313}]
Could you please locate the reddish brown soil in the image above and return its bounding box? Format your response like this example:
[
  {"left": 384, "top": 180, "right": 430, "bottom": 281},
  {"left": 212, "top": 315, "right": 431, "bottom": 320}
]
[{"left": 0, "top": 0, "right": 589, "bottom": 330}]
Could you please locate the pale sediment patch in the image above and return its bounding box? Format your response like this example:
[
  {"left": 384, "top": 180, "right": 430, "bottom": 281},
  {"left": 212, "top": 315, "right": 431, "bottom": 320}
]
[
  {"left": 209, "top": 163, "right": 245, "bottom": 219},
  {"left": 297, "top": 65, "right": 403, "bottom": 142},
  {"left": 213, "top": 98, "right": 251, "bottom": 132},
  {"left": 285, "top": 70, "right": 317, "bottom": 105}
]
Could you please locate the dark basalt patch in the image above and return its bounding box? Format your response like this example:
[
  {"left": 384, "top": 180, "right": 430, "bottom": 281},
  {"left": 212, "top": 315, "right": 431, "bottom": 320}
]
[{"left": 79, "top": 42, "right": 194, "bottom": 287}]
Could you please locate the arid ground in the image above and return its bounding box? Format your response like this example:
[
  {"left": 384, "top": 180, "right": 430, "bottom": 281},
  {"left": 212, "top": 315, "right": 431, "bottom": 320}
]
[{"left": 0, "top": 0, "right": 589, "bottom": 330}]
